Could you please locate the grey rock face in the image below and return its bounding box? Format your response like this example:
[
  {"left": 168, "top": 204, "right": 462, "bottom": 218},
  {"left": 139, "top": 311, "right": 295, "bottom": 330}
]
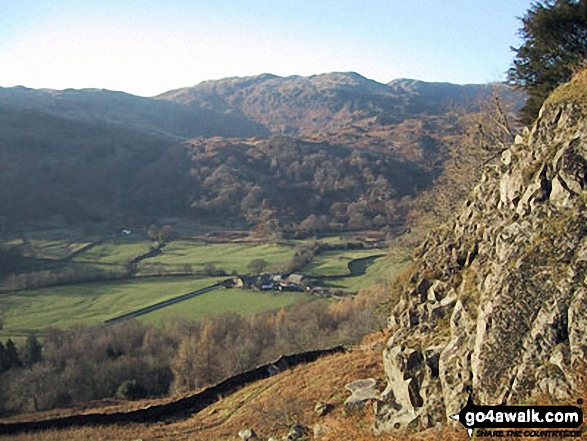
[
  {"left": 344, "top": 378, "right": 381, "bottom": 413},
  {"left": 375, "top": 96, "right": 587, "bottom": 434}
]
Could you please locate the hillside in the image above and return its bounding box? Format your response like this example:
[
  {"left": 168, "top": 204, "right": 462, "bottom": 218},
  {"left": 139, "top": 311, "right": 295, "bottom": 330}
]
[
  {"left": 0, "top": 86, "right": 268, "bottom": 139},
  {"left": 374, "top": 71, "right": 587, "bottom": 435},
  {"left": 0, "top": 106, "right": 193, "bottom": 228},
  {"left": 6, "top": 73, "right": 587, "bottom": 440},
  {"left": 0, "top": 74, "right": 523, "bottom": 236},
  {"left": 6, "top": 69, "right": 575, "bottom": 441},
  {"left": 0, "top": 335, "right": 466, "bottom": 441},
  {"left": 158, "top": 73, "right": 493, "bottom": 143}
]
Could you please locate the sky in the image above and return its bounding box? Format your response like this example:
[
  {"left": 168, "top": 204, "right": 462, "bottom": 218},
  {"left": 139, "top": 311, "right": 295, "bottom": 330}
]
[{"left": 0, "top": 0, "right": 535, "bottom": 97}]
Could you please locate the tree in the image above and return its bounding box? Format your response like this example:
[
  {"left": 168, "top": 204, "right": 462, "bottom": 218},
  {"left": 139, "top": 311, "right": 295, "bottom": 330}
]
[
  {"left": 5, "top": 339, "right": 21, "bottom": 369},
  {"left": 22, "top": 335, "right": 42, "bottom": 368},
  {"left": 247, "top": 258, "right": 268, "bottom": 275},
  {"left": 195, "top": 320, "right": 221, "bottom": 386},
  {"left": 146, "top": 224, "right": 171, "bottom": 244},
  {"left": 0, "top": 342, "right": 7, "bottom": 373},
  {"left": 459, "top": 86, "right": 517, "bottom": 153},
  {"left": 116, "top": 379, "right": 147, "bottom": 400},
  {"left": 171, "top": 335, "right": 199, "bottom": 393},
  {"left": 508, "top": 0, "right": 587, "bottom": 123}
]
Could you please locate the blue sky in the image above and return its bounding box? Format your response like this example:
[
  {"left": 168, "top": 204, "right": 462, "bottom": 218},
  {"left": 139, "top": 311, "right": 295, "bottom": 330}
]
[{"left": 0, "top": 0, "right": 534, "bottom": 96}]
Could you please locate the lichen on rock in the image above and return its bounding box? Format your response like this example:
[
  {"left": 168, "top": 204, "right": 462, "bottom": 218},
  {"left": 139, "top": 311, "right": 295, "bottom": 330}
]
[{"left": 375, "top": 76, "right": 587, "bottom": 434}]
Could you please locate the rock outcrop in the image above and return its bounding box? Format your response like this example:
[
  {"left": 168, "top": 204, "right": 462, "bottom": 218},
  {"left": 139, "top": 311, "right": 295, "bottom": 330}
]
[
  {"left": 375, "top": 74, "right": 587, "bottom": 433},
  {"left": 344, "top": 378, "right": 382, "bottom": 413}
]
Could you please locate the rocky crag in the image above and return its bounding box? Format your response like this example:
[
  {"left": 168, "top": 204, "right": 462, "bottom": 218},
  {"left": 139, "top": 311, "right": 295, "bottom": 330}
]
[{"left": 375, "top": 73, "right": 587, "bottom": 433}]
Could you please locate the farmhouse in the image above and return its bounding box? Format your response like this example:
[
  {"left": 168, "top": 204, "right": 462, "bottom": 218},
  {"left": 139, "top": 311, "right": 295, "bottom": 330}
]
[{"left": 233, "top": 273, "right": 310, "bottom": 293}]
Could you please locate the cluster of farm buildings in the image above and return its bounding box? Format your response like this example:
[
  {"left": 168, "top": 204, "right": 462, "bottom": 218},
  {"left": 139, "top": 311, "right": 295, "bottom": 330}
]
[
  {"left": 222, "top": 273, "right": 345, "bottom": 298},
  {"left": 233, "top": 273, "right": 309, "bottom": 292}
]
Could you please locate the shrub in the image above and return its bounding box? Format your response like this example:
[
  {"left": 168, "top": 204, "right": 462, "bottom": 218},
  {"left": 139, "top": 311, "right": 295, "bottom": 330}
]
[{"left": 116, "top": 379, "right": 147, "bottom": 400}]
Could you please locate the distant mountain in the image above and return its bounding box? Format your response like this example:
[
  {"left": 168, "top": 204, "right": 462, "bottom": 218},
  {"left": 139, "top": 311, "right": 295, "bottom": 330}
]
[
  {"left": 0, "top": 74, "right": 525, "bottom": 234},
  {"left": 0, "top": 86, "right": 268, "bottom": 139},
  {"left": 157, "top": 73, "right": 513, "bottom": 150}
]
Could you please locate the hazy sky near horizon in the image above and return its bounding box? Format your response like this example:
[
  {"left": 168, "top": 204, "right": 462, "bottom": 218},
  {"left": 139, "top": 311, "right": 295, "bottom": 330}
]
[{"left": 1, "top": 0, "right": 534, "bottom": 97}]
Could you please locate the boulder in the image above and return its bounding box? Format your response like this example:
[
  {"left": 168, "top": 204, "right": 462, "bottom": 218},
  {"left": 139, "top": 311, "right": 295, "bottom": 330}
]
[
  {"left": 282, "top": 423, "right": 306, "bottom": 440},
  {"left": 344, "top": 378, "right": 381, "bottom": 413},
  {"left": 238, "top": 428, "right": 258, "bottom": 440},
  {"left": 314, "top": 401, "right": 331, "bottom": 417}
]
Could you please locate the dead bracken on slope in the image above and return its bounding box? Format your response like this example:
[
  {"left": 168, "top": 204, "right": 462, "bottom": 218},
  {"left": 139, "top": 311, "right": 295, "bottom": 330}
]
[
  {"left": 374, "top": 71, "right": 587, "bottom": 436},
  {"left": 0, "top": 340, "right": 390, "bottom": 441}
]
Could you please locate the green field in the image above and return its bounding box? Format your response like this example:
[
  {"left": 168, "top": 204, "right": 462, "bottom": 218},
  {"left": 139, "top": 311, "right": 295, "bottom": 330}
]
[
  {"left": 137, "top": 241, "right": 296, "bottom": 275},
  {"left": 73, "top": 240, "right": 155, "bottom": 265},
  {"left": 0, "top": 276, "right": 222, "bottom": 337},
  {"left": 23, "top": 240, "right": 92, "bottom": 260},
  {"left": 0, "top": 234, "right": 408, "bottom": 338},
  {"left": 139, "top": 289, "right": 304, "bottom": 324},
  {"left": 303, "top": 249, "right": 386, "bottom": 277},
  {"left": 313, "top": 249, "right": 411, "bottom": 292}
]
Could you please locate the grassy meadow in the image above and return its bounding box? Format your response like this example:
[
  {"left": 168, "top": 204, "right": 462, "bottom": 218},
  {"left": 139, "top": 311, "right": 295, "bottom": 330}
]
[
  {"left": 22, "top": 239, "right": 92, "bottom": 260},
  {"left": 0, "top": 277, "right": 222, "bottom": 338},
  {"left": 139, "top": 289, "right": 304, "bottom": 325},
  {"left": 72, "top": 240, "right": 154, "bottom": 265},
  {"left": 0, "top": 233, "right": 403, "bottom": 339},
  {"left": 312, "top": 249, "right": 411, "bottom": 292},
  {"left": 303, "top": 249, "right": 386, "bottom": 277},
  {"left": 137, "top": 240, "right": 296, "bottom": 275}
]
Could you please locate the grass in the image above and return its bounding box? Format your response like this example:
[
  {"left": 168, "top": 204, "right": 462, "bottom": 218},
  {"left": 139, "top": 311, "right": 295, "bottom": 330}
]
[
  {"left": 310, "top": 249, "right": 411, "bottom": 293},
  {"left": 304, "top": 249, "right": 386, "bottom": 277},
  {"left": 0, "top": 277, "right": 222, "bottom": 338},
  {"left": 546, "top": 67, "right": 587, "bottom": 108},
  {"left": 72, "top": 239, "right": 154, "bottom": 265},
  {"left": 22, "top": 240, "right": 91, "bottom": 260},
  {"left": 0, "top": 336, "right": 389, "bottom": 441},
  {"left": 0, "top": 332, "right": 472, "bottom": 440},
  {"left": 137, "top": 241, "right": 296, "bottom": 274},
  {"left": 0, "top": 237, "right": 404, "bottom": 337},
  {"left": 139, "top": 289, "right": 305, "bottom": 324}
]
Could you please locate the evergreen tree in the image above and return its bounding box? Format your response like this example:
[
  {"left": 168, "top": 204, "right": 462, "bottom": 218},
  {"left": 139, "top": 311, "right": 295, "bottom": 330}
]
[
  {"left": 23, "top": 335, "right": 42, "bottom": 368},
  {"left": 5, "top": 338, "right": 21, "bottom": 369},
  {"left": 0, "top": 341, "right": 8, "bottom": 373},
  {"left": 508, "top": 0, "right": 587, "bottom": 123}
]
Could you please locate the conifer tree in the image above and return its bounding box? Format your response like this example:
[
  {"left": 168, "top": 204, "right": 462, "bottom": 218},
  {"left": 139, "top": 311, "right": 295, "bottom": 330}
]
[
  {"left": 0, "top": 341, "right": 8, "bottom": 373},
  {"left": 5, "top": 338, "right": 21, "bottom": 369},
  {"left": 23, "top": 335, "right": 42, "bottom": 368}
]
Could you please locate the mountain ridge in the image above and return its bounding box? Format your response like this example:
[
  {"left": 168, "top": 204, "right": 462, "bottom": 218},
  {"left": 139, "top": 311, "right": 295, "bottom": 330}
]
[{"left": 0, "top": 73, "right": 524, "bottom": 234}]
